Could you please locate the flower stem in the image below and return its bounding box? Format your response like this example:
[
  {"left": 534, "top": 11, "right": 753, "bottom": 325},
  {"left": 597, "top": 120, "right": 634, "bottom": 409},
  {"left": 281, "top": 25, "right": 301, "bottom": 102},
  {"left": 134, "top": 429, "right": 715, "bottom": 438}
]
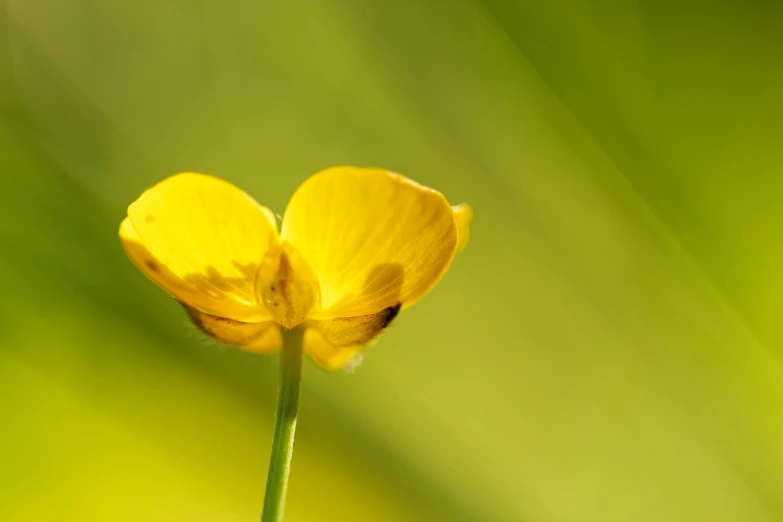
[{"left": 261, "top": 327, "right": 304, "bottom": 522}]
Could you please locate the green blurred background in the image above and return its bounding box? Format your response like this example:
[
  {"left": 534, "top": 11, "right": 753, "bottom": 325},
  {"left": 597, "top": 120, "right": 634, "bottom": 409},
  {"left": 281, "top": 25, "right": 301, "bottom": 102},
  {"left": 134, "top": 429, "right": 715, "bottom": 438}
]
[{"left": 2, "top": 0, "right": 783, "bottom": 520}]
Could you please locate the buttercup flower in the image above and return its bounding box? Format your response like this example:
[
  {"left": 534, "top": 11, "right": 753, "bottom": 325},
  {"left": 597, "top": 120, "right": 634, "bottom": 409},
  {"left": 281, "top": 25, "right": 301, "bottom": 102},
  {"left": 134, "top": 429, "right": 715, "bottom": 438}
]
[{"left": 120, "top": 166, "right": 471, "bottom": 370}]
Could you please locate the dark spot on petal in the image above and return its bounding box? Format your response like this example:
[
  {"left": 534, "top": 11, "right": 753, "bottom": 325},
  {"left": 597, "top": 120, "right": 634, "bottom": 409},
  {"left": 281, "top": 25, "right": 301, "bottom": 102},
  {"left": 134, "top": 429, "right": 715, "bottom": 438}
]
[
  {"left": 381, "top": 302, "right": 402, "bottom": 328},
  {"left": 145, "top": 259, "right": 160, "bottom": 273},
  {"left": 144, "top": 214, "right": 156, "bottom": 223}
]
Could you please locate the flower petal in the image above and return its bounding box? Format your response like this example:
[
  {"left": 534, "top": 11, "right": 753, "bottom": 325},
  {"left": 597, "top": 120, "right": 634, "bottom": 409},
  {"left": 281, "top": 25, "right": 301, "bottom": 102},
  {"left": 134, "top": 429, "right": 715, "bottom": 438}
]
[
  {"left": 281, "top": 167, "right": 467, "bottom": 318},
  {"left": 120, "top": 173, "right": 278, "bottom": 321},
  {"left": 453, "top": 203, "right": 472, "bottom": 253},
  {"left": 184, "top": 305, "right": 282, "bottom": 353},
  {"left": 303, "top": 304, "right": 400, "bottom": 370},
  {"left": 254, "top": 243, "right": 321, "bottom": 329}
]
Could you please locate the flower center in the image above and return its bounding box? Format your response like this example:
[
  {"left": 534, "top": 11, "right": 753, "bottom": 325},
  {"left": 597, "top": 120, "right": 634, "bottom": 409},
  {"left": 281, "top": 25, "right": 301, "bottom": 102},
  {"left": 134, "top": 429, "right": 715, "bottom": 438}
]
[{"left": 255, "top": 243, "right": 321, "bottom": 329}]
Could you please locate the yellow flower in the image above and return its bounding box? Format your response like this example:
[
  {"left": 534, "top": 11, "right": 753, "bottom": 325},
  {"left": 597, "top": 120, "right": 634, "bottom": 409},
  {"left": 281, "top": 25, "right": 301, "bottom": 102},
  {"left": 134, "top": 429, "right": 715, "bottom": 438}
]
[{"left": 119, "top": 166, "right": 471, "bottom": 370}]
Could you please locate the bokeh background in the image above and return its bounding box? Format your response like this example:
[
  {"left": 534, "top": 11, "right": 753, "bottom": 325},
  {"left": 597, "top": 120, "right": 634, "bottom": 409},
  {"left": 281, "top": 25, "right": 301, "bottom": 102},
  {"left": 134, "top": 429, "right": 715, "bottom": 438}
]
[{"left": 2, "top": 0, "right": 783, "bottom": 521}]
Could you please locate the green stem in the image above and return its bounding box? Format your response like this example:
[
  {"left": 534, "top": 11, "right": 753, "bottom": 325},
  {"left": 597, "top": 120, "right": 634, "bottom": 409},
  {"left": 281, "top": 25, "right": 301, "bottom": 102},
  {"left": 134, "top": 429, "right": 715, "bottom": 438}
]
[{"left": 261, "top": 327, "right": 304, "bottom": 522}]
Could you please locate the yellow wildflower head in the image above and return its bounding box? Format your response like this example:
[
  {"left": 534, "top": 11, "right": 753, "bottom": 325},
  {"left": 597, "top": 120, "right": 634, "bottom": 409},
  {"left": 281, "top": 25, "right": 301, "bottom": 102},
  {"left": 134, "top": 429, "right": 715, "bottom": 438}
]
[{"left": 120, "top": 167, "right": 471, "bottom": 370}]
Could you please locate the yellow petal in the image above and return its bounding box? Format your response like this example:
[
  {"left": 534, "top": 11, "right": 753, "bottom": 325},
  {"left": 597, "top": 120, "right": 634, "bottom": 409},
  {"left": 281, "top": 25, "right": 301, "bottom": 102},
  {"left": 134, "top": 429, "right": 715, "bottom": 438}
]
[
  {"left": 453, "top": 203, "right": 472, "bottom": 253},
  {"left": 281, "top": 167, "right": 468, "bottom": 318},
  {"left": 184, "top": 305, "right": 282, "bottom": 354},
  {"left": 254, "top": 242, "right": 321, "bottom": 329},
  {"left": 304, "top": 304, "right": 401, "bottom": 370},
  {"left": 120, "top": 173, "right": 278, "bottom": 321}
]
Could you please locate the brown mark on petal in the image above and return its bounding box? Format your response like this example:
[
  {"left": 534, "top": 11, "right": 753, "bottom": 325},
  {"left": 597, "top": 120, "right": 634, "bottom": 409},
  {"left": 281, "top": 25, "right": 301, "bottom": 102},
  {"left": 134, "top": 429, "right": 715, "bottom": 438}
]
[
  {"left": 381, "top": 302, "right": 401, "bottom": 328},
  {"left": 276, "top": 253, "right": 291, "bottom": 299},
  {"left": 144, "top": 259, "right": 160, "bottom": 273}
]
